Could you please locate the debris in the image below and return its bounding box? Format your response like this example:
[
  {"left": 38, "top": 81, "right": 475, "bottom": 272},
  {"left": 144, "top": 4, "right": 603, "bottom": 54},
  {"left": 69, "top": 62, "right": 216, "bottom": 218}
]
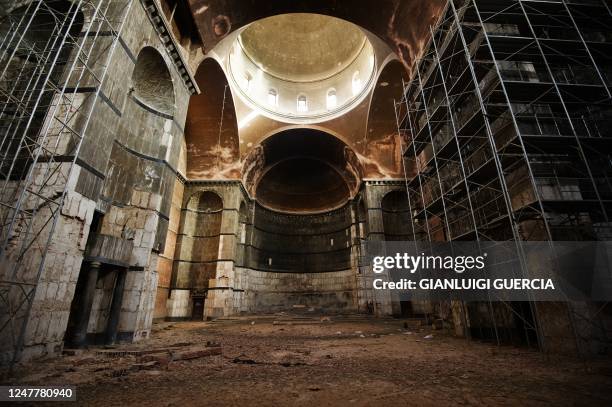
[
  {"left": 63, "top": 349, "right": 84, "bottom": 356},
  {"left": 359, "top": 334, "right": 366, "bottom": 338},
  {"left": 138, "top": 353, "right": 172, "bottom": 368},
  {"left": 72, "top": 357, "right": 96, "bottom": 366},
  {"left": 279, "top": 361, "right": 306, "bottom": 367},
  {"left": 130, "top": 361, "right": 159, "bottom": 371},
  {"left": 171, "top": 347, "right": 222, "bottom": 361},
  {"left": 232, "top": 356, "right": 257, "bottom": 364}
]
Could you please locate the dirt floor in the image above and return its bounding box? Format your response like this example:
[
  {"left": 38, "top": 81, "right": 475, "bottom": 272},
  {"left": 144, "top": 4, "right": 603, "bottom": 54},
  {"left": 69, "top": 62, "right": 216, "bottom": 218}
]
[{"left": 3, "top": 314, "right": 612, "bottom": 406}]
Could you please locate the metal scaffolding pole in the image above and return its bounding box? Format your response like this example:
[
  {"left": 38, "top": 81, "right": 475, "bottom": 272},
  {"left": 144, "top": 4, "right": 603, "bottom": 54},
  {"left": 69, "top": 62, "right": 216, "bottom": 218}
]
[
  {"left": 428, "top": 20, "right": 501, "bottom": 345},
  {"left": 449, "top": 0, "right": 547, "bottom": 350},
  {"left": 515, "top": 0, "right": 609, "bottom": 223},
  {"left": 0, "top": 0, "right": 134, "bottom": 366}
]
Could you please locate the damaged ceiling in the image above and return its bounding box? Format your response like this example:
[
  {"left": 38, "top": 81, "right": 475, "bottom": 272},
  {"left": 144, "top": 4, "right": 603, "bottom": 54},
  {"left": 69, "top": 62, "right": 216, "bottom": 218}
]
[{"left": 187, "top": 0, "right": 445, "bottom": 72}]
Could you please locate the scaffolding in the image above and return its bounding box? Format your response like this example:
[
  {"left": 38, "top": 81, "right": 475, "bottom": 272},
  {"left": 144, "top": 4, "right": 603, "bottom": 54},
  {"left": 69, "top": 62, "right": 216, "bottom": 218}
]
[
  {"left": 395, "top": 0, "right": 612, "bottom": 354},
  {"left": 0, "top": 0, "right": 133, "bottom": 365}
]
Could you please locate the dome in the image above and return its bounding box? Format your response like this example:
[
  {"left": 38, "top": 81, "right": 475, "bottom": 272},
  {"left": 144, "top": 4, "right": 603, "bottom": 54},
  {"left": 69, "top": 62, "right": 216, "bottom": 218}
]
[
  {"left": 228, "top": 13, "right": 376, "bottom": 122},
  {"left": 239, "top": 13, "right": 367, "bottom": 83}
]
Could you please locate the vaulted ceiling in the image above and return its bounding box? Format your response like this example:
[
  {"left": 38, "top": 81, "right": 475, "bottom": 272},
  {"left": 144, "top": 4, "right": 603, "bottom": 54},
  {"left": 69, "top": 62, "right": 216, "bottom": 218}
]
[{"left": 186, "top": 0, "right": 445, "bottom": 72}]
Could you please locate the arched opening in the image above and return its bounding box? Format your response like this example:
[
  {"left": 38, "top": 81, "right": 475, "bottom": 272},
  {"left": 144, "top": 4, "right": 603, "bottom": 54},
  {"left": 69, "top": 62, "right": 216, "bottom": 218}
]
[
  {"left": 132, "top": 47, "right": 175, "bottom": 116},
  {"left": 381, "top": 190, "right": 412, "bottom": 241},
  {"left": 171, "top": 190, "right": 223, "bottom": 320},
  {"left": 363, "top": 60, "right": 408, "bottom": 178},
  {"left": 381, "top": 189, "right": 416, "bottom": 317},
  {"left": 267, "top": 88, "right": 278, "bottom": 106},
  {"left": 188, "top": 190, "right": 223, "bottom": 212},
  {"left": 326, "top": 89, "right": 337, "bottom": 110},
  {"left": 352, "top": 71, "right": 362, "bottom": 95},
  {"left": 249, "top": 128, "right": 361, "bottom": 214},
  {"left": 185, "top": 59, "right": 240, "bottom": 179},
  {"left": 296, "top": 94, "right": 308, "bottom": 112}
]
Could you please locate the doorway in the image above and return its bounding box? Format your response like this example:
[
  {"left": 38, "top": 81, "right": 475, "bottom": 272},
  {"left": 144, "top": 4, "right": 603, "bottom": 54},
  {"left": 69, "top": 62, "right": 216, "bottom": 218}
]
[{"left": 191, "top": 296, "right": 205, "bottom": 320}]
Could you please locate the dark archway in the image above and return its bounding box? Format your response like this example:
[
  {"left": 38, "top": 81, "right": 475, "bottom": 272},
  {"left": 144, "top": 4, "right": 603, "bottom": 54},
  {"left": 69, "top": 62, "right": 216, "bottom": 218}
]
[
  {"left": 381, "top": 190, "right": 412, "bottom": 241},
  {"left": 245, "top": 128, "right": 362, "bottom": 213}
]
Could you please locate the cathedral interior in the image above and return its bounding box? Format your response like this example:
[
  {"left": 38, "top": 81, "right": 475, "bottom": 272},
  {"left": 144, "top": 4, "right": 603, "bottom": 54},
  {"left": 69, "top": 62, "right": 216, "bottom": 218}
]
[{"left": 0, "top": 0, "right": 612, "bottom": 405}]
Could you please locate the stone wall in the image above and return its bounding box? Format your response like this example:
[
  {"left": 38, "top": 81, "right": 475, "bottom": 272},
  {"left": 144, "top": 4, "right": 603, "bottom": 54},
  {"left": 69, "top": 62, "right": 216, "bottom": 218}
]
[
  {"left": 0, "top": 0, "right": 194, "bottom": 363},
  {"left": 247, "top": 204, "right": 353, "bottom": 273},
  {"left": 157, "top": 180, "right": 416, "bottom": 319}
]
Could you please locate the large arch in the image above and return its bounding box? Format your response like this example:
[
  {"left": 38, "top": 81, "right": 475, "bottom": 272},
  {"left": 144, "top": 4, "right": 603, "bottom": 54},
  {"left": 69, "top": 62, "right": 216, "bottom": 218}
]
[
  {"left": 381, "top": 189, "right": 413, "bottom": 241},
  {"left": 172, "top": 190, "right": 224, "bottom": 292},
  {"left": 185, "top": 58, "right": 240, "bottom": 179},
  {"left": 241, "top": 128, "right": 363, "bottom": 213},
  {"left": 186, "top": 0, "right": 445, "bottom": 72}
]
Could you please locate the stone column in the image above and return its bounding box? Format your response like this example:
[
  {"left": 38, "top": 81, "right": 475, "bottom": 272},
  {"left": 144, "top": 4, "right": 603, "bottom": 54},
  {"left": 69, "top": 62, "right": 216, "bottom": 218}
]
[
  {"left": 105, "top": 268, "right": 127, "bottom": 345},
  {"left": 69, "top": 261, "right": 101, "bottom": 348}
]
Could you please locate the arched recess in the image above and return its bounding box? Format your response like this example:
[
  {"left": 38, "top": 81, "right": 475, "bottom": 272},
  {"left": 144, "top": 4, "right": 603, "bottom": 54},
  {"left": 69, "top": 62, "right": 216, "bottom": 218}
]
[
  {"left": 242, "top": 128, "right": 363, "bottom": 213},
  {"left": 173, "top": 191, "right": 223, "bottom": 291},
  {"left": 381, "top": 189, "right": 420, "bottom": 318},
  {"left": 132, "top": 46, "right": 175, "bottom": 117},
  {"left": 185, "top": 58, "right": 240, "bottom": 179},
  {"left": 381, "top": 190, "right": 412, "bottom": 241},
  {"left": 362, "top": 59, "right": 408, "bottom": 178}
]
